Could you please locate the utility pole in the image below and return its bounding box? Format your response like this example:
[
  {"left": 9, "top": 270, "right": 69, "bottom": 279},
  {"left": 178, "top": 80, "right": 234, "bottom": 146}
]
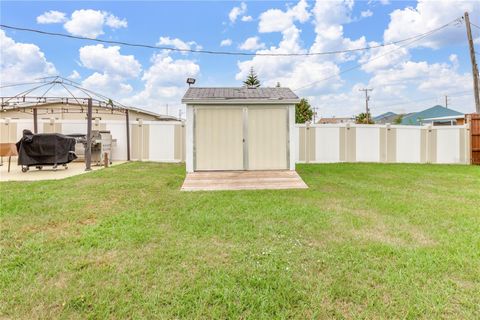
[
  {"left": 464, "top": 12, "right": 480, "bottom": 113},
  {"left": 359, "top": 88, "right": 373, "bottom": 123},
  {"left": 312, "top": 107, "right": 319, "bottom": 123},
  {"left": 445, "top": 95, "right": 448, "bottom": 109}
]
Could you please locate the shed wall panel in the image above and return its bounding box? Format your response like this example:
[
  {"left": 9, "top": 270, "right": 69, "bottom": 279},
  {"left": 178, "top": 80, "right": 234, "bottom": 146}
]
[
  {"left": 195, "top": 108, "right": 244, "bottom": 170},
  {"left": 248, "top": 107, "right": 288, "bottom": 170}
]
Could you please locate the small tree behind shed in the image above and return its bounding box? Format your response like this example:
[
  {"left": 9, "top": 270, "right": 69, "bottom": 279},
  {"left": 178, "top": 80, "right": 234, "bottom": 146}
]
[
  {"left": 295, "top": 98, "right": 313, "bottom": 123},
  {"left": 243, "top": 67, "right": 261, "bottom": 87}
]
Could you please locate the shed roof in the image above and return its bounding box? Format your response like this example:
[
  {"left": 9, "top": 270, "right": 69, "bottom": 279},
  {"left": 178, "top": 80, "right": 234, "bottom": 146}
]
[{"left": 182, "top": 87, "right": 300, "bottom": 104}]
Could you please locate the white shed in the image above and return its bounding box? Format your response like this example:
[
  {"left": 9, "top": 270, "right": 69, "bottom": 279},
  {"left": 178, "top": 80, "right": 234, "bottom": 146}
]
[{"left": 182, "top": 87, "right": 300, "bottom": 173}]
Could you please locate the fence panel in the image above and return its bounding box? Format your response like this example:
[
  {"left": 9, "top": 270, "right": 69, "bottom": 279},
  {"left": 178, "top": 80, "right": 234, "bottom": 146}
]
[
  {"left": 0, "top": 119, "right": 184, "bottom": 162},
  {"left": 356, "top": 126, "right": 381, "bottom": 162},
  {"left": 315, "top": 126, "right": 341, "bottom": 162},
  {"left": 471, "top": 114, "right": 480, "bottom": 165},
  {"left": 295, "top": 123, "right": 469, "bottom": 165},
  {"left": 148, "top": 122, "right": 176, "bottom": 162},
  {"left": 396, "top": 127, "right": 422, "bottom": 163},
  {"left": 435, "top": 127, "right": 461, "bottom": 164},
  {"left": 1, "top": 119, "right": 470, "bottom": 165}
]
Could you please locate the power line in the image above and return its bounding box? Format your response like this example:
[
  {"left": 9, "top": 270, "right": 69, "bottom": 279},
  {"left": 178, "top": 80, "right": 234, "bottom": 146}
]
[
  {"left": 293, "top": 19, "right": 459, "bottom": 91},
  {"left": 0, "top": 21, "right": 461, "bottom": 57},
  {"left": 470, "top": 21, "right": 480, "bottom": 30}
]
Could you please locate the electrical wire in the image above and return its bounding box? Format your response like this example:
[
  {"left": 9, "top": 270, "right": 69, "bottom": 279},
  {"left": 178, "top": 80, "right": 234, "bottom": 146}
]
[
  {"left": 0, "top": 21, "right": 461, "bottom": 57},
  {"left": 470, "top": 21, "right": 480, "bottom": 30}
]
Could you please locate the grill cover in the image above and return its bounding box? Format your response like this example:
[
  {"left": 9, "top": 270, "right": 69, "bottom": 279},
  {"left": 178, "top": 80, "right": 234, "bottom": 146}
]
[{"left": 16, "top": 130, "right": 77, "bottom": 166}]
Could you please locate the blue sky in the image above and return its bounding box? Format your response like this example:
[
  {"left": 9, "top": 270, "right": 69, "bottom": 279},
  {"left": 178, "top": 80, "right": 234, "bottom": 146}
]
[{"left": 1, "top": 1, "right": 479, "bottom": 118}]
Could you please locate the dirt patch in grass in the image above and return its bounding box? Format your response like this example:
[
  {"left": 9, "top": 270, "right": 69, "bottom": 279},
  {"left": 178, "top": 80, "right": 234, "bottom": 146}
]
[
  {"left": 15, "top": 216, "right": 98, "bottom": 241},
  {"left": 341, "top": 208, "right": 437, "bottom": 248}
]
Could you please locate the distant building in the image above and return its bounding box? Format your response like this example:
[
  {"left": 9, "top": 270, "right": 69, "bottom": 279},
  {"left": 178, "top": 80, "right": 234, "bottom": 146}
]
[
  {"left": 421, "top": 115, "right": 466, "bottom": 126},
  {"left": 400, "top": 105, "right": 464, "bottom": 126},
  {"left": 317, "top": 117, "right": 355, "bottom": 124},
  {"left": 373, "top": 112, "right": 400, "bottom": 124}
]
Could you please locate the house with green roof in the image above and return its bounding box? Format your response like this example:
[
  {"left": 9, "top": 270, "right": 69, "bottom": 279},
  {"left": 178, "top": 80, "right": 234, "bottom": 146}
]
[{"left": 400, "top": 105, "right": 464, "bottom": 126}]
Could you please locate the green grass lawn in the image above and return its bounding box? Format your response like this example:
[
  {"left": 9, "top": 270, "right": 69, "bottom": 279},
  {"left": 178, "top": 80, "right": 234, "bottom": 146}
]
[{"left": 1, "top": 162, "right": 479, "bottom": 319}]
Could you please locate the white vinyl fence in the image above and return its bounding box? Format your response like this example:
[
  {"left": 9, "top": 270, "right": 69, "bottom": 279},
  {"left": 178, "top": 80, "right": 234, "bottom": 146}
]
[
  {"left": 0, "top": 119, "right": 185, "bottom": 162},
  {"left": 296, "top": 123, "right": 470, "bottom": 164},
  {"left": 0, "top": 119, "right": 470, "bottom": 165}
]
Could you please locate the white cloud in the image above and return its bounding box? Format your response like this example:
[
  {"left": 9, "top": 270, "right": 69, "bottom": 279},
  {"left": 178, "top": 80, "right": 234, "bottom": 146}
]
[
  {"left": 79, "top": 44, "right": 141, "bottom": 78},
  {"left": 68, "top": 70, "right": 81, "bottom": 80},
  {"left": 235, "top": 0, "right": 477, "bottom": 117},
  {"left": 384, "top": 0, "right": 480, "bottom": 49},
  {"left": 229, "top": 2, "right": 247, "bottom": 23},
  {"left": 157, "top": 36, "right": 202, "bottom": 53},
  {"left": 361, "top": 10, "right": 373, "bottom": 18},
  {"left": 36, "top": 10, "right": 67, "bottom": 24},
  {"left": 78, "top": 44, "right": 140, "bottom": 98},
  {"left": 82, "top": 72, "right": 133, "bottom": 97},
  {"left": 220, "top": 39, "right": 233, "bottom": 47},
  {"left": 258, "top": 0, "right": 310, "bottom": 33},
  {"left": 236, "top": 1, "right": 341, "bottom": 93},
  {"left": 358, "top": 42, "right": 410, "bottom": 73},
  {"left": 237, "top": 0, "right": 367, "bottom": 97},
  {"left": 239, "top": 37, "right": 265, "bottom": 50},
  {"left": 449, "top": 54, "right": 459, "bottom": 69},
  {"left": 310, "top": 0, "right": 361, "bottom": 59},
  {"left": 125, "top": 53, "right": 200, "bottom": 115},
  {"left": 241, "top": 15, "right": 253, "bottom": 22},
  {"left": 104, "top": 13, "right": 127, "bottom": 28},
  {"left": 368, "top": 0, "right": 390, "bottom": 5},
  {"left": 0, "top": 30, "right": 56, "bottom": 88},
  {"left": 64, "top": 9, "right": 127, "bottom": 38},
  {"left": 365, "top": 59, "right": 474, "bottom": 114}
]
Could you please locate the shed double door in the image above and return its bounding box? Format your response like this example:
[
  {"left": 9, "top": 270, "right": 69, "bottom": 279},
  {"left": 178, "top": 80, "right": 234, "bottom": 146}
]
[{"left": 194, "top": 107, "right": 288, "bottom": 171}]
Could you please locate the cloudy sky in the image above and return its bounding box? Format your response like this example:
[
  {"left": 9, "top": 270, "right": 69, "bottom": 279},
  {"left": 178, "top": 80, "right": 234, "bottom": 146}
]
[{"left": 1, "top": 0, "right": 479, "bottom": 118}]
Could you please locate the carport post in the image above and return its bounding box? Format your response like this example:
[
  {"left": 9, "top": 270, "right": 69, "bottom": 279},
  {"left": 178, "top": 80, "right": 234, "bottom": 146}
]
[
  {"left": 85, "top": 98, "right": 92, "bottom": 171},
  {"left": 33, "top": 108, "right": 38, "bottom": 133},
  {"left": 125, "top": 109, "right": 131, "bottom": 161}
]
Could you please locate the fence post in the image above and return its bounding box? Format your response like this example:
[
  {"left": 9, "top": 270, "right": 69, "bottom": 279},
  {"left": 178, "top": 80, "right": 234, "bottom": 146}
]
[
  {"left": 345, "top": 123, "right": 350, "bottom": 162},
  {"left": 305, "top": 121, "right": 310, "bottom": 163},
  {"left": 125, "top": 109, "right": 131, "bottom": 161},
  {"left": 384, "top": 124, "right": 390, "bottom": 163},
  {"left": 465, "top": 122, "right": 470, "bottom": 164},
  {"left": 33, "top": 108, "right": 38, "bottom": 133},
  {"left": 85, "top": 98, "right": 92, "bottom": 171}
]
